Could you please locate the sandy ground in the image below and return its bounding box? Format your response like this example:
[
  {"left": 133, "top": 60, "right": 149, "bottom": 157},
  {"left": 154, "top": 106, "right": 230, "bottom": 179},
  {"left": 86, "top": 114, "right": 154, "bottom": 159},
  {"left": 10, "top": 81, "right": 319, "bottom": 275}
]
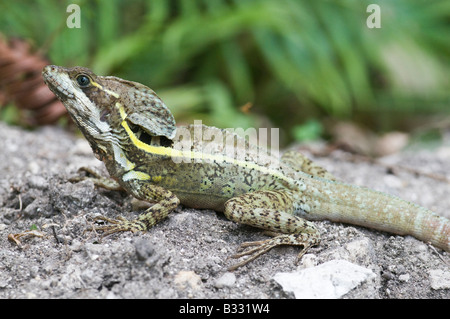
[{"left": 0, "top": 122, "right": 449, "bottom": 299}]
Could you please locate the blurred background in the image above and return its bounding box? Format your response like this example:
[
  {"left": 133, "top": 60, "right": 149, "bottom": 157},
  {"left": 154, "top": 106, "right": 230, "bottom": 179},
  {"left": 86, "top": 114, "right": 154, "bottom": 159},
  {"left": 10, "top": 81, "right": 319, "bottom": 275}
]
[{"left": 0, "top": 0, "right": 449, "bottom": 156}]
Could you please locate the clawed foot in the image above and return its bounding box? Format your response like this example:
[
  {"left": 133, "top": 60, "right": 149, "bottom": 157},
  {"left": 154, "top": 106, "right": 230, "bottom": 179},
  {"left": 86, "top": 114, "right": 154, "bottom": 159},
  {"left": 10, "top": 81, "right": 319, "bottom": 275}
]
[
  {"left": 8, "top": 229, "right": 46, "bottom": 247},
  {"left": 69, "top": 167, "right": 123, "bottom": 191},
  {"left": 228, "top": 239, "right": 277, "bottom": 271},
  {"left": 86, "top": 215, "right": 146, "bottom": 236},
  {"left": 228, "top": 234, "right": 315, "bottom": 271}
]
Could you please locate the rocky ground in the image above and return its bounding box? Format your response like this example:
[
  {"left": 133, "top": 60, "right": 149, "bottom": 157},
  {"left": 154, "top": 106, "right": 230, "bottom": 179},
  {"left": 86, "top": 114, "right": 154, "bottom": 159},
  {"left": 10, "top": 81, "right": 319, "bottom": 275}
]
[{"left": 0, "top": 122, "right": 449, "bottom": 299}]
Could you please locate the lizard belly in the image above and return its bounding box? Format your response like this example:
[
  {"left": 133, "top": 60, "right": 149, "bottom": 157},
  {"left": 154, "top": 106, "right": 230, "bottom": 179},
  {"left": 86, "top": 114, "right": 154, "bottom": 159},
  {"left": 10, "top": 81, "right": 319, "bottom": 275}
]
[
  {"left": 127, "top": 152, "right": 289, "bottom": 212},
  {"left": 175, "top": 191, "right": 228, "bottom": 211},
  {"left": 149, "top": 162, "right": 280, "bottom": 212}
]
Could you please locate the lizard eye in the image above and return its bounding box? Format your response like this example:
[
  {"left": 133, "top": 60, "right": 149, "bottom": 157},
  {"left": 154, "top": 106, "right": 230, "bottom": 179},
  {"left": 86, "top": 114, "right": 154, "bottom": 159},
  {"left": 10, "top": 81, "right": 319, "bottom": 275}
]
[{"left": 76, "top": 74, "right": 91, "bottom": 87}]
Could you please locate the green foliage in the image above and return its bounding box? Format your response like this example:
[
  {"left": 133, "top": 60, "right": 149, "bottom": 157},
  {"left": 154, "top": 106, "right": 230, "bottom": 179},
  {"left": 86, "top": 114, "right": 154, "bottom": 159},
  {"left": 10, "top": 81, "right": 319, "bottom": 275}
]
[
  {"left": 1, "top": 0, "right": 449, "bottom": 142},
  {"left": 0, "top": 104, "right": 21, "bottom": 125},
  {"left": 292, "top": 120, "right": 323, "bottom": 142}
]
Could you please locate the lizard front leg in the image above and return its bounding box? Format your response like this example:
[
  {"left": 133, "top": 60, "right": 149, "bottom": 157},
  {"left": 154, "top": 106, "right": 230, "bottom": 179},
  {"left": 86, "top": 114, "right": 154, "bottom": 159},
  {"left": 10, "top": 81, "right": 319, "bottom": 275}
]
[
  {"left": 224, "top": 190, "right": 320, "bottom": 270},
  {"left": 69, "top": 166, "right": 124, "bottom": 191},
  {"left": 90, "top": 182, "right": 180, "bottom": 236}
]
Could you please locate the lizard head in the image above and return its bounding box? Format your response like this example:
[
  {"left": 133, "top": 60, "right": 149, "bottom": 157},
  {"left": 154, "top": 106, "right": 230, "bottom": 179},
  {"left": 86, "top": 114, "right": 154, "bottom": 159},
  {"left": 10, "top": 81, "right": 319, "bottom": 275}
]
[{"left": 42, "top": 65, "right": 176, "bottom": 160}]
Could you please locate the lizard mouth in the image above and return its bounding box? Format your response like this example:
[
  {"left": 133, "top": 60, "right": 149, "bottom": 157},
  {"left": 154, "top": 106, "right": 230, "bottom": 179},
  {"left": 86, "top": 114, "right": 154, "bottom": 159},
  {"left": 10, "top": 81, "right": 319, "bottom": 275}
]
[{"left": 42, "top": 65, "right": 75, "bottom": 100}]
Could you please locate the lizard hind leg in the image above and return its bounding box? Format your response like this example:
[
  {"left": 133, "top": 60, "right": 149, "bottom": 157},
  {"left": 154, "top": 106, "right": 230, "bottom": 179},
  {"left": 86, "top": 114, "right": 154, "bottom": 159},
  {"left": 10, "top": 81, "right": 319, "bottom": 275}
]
[
  {"left": 224, "top": 190, "right": 320, "bottom": 270},
  {"left": 281, "top": 150, "right": 337, "bottom": 181}
]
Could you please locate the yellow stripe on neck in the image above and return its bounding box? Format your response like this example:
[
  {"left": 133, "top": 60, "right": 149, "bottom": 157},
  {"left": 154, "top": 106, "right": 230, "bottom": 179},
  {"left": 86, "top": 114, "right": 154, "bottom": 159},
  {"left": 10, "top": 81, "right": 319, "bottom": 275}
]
[
  {"left": 116, "top": 103, "right": 290, "bottom": 182},
  {"left": 91, "top": 81, "right": 120, "bottom": 98}
]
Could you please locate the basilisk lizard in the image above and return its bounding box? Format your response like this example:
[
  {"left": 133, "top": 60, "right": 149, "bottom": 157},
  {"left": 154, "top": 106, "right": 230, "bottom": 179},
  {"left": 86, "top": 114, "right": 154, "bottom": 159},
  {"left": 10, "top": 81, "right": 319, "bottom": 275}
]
[{"left": 42, "top": 65, "right": 449, "bottom": 270}]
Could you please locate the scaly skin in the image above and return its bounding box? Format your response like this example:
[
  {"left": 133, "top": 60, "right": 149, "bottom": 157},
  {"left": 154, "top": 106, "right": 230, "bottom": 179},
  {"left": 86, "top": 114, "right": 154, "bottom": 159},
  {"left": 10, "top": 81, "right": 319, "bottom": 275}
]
[{"left": 42, "top": 65, "right": 449, "bottom": 270}]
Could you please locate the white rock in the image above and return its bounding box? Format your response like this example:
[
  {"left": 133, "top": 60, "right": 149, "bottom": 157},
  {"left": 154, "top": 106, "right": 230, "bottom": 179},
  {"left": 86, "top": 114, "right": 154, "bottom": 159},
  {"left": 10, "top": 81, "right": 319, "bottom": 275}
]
[
  {"left": 274, "top": 259, "right": 376, "bottom": 299},
  {"left": 174, "top": 270, "right": 202, "bottom": 290},
  {"left": 429, "top": 269, "right": 450, "bottom": 290},
  {"left": 214, "top": 272, "right": 236, "bottom": 288}
]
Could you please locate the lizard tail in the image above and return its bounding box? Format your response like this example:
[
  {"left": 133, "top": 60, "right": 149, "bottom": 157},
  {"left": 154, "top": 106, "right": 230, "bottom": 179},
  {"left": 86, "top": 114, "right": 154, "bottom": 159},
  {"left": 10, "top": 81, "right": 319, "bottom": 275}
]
[{"left": 298, "top": 178, "right": 450, "bottom": 252}]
